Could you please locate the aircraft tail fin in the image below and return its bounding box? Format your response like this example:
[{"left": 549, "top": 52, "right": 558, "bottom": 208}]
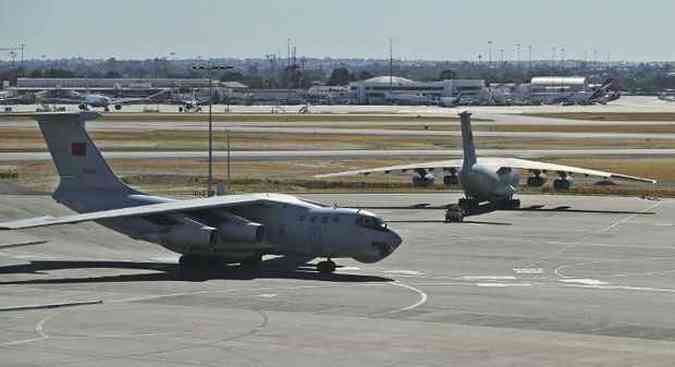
[
  {"left": 32, "top": 112, "right": 134, "bottom": 197},
  {"left": 458, "top": 111, "right": 477, "bottom": 169}
]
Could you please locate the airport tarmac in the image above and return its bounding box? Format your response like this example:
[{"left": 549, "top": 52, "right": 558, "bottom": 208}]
[
  {"left": 7, "top": 120, "right": 675, "bottom": 140},
  {"left": 5, "top": 95, "right": 675, "bottom": 115},
  {"left": 1, "top": 193, "right": 675, "bottom": 366},
  {"left": 3, "top": 148, "right": 675, "bottom": 163}
]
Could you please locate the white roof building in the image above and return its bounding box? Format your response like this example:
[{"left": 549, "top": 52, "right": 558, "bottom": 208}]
[{"left": 349, "top": 76, "right": 484, "bottom": 105}]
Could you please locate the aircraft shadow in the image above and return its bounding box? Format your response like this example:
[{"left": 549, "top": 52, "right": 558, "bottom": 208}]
[
  {"left": 387, "top": 219, "right": 511, "bottom": 226},
  {"left": 509, "top": 206, "right": 656, "bottom": 215},
  {"left": 0, "top": 259, "right": 393, "bottom": 285},
  {"left": 369, "top": 204, "right": 655, "bottom": 216}
]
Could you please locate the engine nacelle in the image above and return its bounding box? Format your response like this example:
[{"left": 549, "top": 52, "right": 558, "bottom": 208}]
[
  {"left": 114, "top": 104, "right": 122, "bottom": 111},
  {"left": 158, "top": 225, "right": 216, "bottom": 251},
  {"left": 412, "top": 174, "right": 435, "bottom": 187},
  {"left": 218, "top": 221, "right": 265, "bottom": 244},
  {"left": 527, "top": 175, "right": 547, "bottom": 187}
]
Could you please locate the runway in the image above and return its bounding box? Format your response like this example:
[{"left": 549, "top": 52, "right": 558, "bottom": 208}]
[
  {"left": 5, "top": 95, "right": 675, "bottom": 115},
  {"left": 2, "top": 148, "right": 675, "bottom": 162},
  {"left": 5, "top": 118, "right": 675, "bottom": 140},
  {"left": 1, "top": 193, "right": 675, "bottom": 366}
]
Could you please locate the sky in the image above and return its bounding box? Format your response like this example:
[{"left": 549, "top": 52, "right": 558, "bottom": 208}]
[{"left": 1, "top": 0, "right": 674, "bottom": 61}]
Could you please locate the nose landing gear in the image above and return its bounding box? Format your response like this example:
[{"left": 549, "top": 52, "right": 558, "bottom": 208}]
[{"left": 445, "top": 207, "right": 464, "bottom": 223}]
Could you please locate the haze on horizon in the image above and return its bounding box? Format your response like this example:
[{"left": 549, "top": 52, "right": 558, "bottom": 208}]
[{"left": 1, "top": 0, "right": 673, "bottom": 62}]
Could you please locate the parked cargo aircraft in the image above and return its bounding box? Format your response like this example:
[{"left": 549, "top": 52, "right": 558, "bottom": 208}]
[
  {"left": 0, "top": 112, "right": 401, "bottom": 273},
  {"left": 316, "top": 111, "right": 656, "bottom": 222}
]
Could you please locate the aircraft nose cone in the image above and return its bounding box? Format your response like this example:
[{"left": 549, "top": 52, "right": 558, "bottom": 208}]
[{"left": 389, "top": 230, "right": 402, "bottom": 249}]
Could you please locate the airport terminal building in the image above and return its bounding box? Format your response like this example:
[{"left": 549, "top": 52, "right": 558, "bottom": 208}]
[{"left": 349, "top": 76, "right": 485, "bottom": 105}]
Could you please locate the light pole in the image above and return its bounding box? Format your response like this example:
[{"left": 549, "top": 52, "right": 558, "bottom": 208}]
[
  {"left": 487, "top": 41, "right": 493, "bottom": 67},
  {"left": 191, "top": 63, "right": 233, "bottom": 197}
]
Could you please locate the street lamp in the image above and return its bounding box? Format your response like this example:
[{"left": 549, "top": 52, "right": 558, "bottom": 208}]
[{"left": 191, "top": 63, "right": 233, "bottom": 197}]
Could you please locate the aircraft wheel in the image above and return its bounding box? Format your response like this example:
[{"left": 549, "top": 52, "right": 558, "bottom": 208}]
[
  {"left": 317, "top": 259, "right": 336, "bottom": 274},
  {"left": 445, "top": 209, "right": 464, "bottom": 223}
]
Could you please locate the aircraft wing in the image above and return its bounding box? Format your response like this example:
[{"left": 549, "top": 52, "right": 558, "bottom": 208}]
[
  {"left": 315, "top": 159, "right": 465, "bottom": 178},
  {"left": 0, "top": 193, "right": 294, "bottom": 230},
  {"left": 478, "top": 157, "right": 657, "bottom": 184},
  {"left": 315, "top": 157, "right": 656, "bottom": 184}
]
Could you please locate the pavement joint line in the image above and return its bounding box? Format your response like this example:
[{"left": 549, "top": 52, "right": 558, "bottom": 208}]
[
  {"left": 0, "top": 300, "right": 103, "bottom": 312},
  {"left": 600, "top": 201, "right": 664, "bottom": 233}
]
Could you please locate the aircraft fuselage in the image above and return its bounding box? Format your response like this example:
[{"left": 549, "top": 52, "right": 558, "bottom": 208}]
[
  {"left": 459, "top": 163, "right": 520, "bottom": 203},
  {"left": 55, "top": 191, "right": 401, "bottom": 264}
]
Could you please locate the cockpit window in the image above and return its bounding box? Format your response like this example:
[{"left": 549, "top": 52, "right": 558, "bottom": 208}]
[{"left": 355, "top": 215, "right": 388, "bottom": 231}]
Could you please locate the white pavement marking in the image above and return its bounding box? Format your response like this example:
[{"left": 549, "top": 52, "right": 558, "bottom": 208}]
[
  {"left": 383, "top": 270, "right": 424, "bottom": 276},
  {"left": 563, "top": 284, "right": 675, "bottom": 294},
  {"left": 600, "top": 201, "right": 663, "bottom": 233},
  {"left": 475, "top": 283, "right": 533, "bottom": 288},
  {"left": 387, "top": 281, "right": 428, "bottom": 313},
  {"left": 257, "top": 294, "right": 277, "bottom": 298},
  {"left": 523, "top": 201, "right": 664, "bottom": 269},
  {"left": 0, "top": 312, "right": 56, "bottom": 347},
  {"left": 513, "top": 268, "right": 545, "bottom": 274},
  {"left": 559, "top": 278, "right": 609, "bottom": 286},
  {"left": 459, "top": 275, "right": 517, "bottom": 281}
]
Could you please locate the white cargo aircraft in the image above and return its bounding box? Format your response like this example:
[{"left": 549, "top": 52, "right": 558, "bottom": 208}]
[
  {"left": 317, "top": 111, "right": 656, "bottom": 222},
  {"left": 0, "top": 112, "right": 401, "bottom": 273}
]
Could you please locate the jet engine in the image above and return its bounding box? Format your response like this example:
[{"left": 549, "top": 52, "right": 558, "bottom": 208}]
[
  {"left": 412, "top": 169, "right": 435, "bottom": 187},
  {"left": 216, "top": 212, "right": 265, "bottom": 245},
  {"left": 218, "top": 221, "right": 265, "bottom": 244},
  {"left": 412, "top": 174, "right": 435, "bottom": 187},
  {"left": 114, "top": 104, "right": 123, "bottom": 111},
  {"left": 158, "top": 225, "right": 217, "bottom": 251}
]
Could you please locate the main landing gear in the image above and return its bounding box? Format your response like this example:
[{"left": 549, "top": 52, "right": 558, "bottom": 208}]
[
  {"left": 444, "top": 197, "right": 479, "bottom": 223},
  {"left": 445, "top": 196, "right": 521, "bottom": 223},
  {"left": 445, "top": 207, "right": 464, "bottom": 223},
  {"left": 317, "top": 259, "right": 336, "bottom": 274}
]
